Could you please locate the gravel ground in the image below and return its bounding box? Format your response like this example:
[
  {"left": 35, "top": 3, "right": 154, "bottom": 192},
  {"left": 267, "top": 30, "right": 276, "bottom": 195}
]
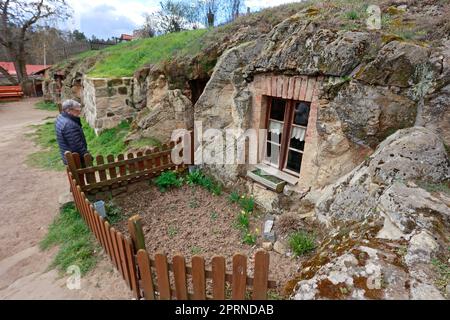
[{"left": 114, "top": 183, "right": 302, "bottom": 297}]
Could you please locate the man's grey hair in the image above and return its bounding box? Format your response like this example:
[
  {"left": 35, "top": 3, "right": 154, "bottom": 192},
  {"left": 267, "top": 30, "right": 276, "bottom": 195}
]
[{"left": 62, "top": 99, "right": 82, "bottom": 112}]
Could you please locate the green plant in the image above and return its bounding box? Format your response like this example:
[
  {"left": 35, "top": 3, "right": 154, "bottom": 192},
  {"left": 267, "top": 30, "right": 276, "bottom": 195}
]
[
  {"left": 229, "top": 191, "right": 241, "bottom": 203},
  {"left": 432, "top": 258, "right": 450, "bottom": 291},
  {"left": 239, "top": 196, "right": 255, "bottom": 213},
  {"left": 210, "top": 212, "right": 218, "bottom": 221},
  {"left": 289, "top": 231, "right": 316, "bottom": 257},
  {"left": 155, "top": 171, "right": 183, "bottom": 192},
  {"left": 186, "top": 169, "right": 204, "bottom": 185},
  {"left": 191, "top": 246, "right": 203, "bottom": 255},
  {"left": 168, "top": 226, "right": 178, "bottom": 238},
  {"left": 105, "top": 201, "right": 124, "bottom": 225},
  {"left": 242, "top": 232, "right": 257, "bottom": 246},
  {"left": 185, "top": 169, "right": 222, "bottom": 196},
  {"left": 40, "top": 203, "right": 99, "bottom": 275},
  {"left": 236, "top": 211, "right": 250, "bottom": 231},
  {"left": 346, "top": 10, "right": 359, "bottom": 20},
  {"left": 189, "top": 198, "right": 200, "bottom": 209}
]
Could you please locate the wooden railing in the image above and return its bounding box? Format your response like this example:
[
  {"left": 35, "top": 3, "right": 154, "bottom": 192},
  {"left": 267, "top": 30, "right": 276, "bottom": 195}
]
[
  {"left": 66, "top": 146, "right": 276, "bottom": 300},
  {"left": 65, "top": 142, "right": 184, "bottom": 194},
  {"left": 136, "top": 249, "right": 275, "bottom": 301},
  {"left": 68, "top": 170, "right": 141, "bottom": 299}
]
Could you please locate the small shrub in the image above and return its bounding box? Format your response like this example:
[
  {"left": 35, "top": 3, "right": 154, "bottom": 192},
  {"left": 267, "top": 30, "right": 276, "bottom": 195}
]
[
  {"left": 210, "top": 212, "right": 218, "bottom": 221},
  {"left": 229, "top": 191, "right": 240, "bottom": 203},
  {"left": 185, "top": 169, "right": 222, "bottom": 195},
  {"left": 289, "top": 231, "right": 316, "bottom": 257},
  {"left": 239, "top": 196, "right": 255, "bottom": 213},
  {"left": 168, "top": 226, "right": 178, "bottom": 238},
  {"left": 236, "top": 211, "right": 250, "bottom": 231},
  {"left": 191, "top": 246, "right": 203, "bottom": 255},
  {"left": 243, "top": 232, "right": 257, "bottom": 246},
  {"left": 155, "top": 171, "right": 183, "bottom": 192},
  {"left": 346, "top": 10, "right": 359, "bottom": 20},
  {"left": 186, "top": 170, "right": 204, "bottom": 185},
  {"left": 105, "top": 200, "right": 124, "bottom": 225}
]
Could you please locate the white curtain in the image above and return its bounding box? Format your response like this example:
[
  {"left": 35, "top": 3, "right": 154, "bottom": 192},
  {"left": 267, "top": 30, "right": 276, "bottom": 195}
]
[
  {"left": 291, "top": 126, "right": 306, "bottom": 141},
  {"left": 269, "top": 121, "right": 283, "bottom": 135}
]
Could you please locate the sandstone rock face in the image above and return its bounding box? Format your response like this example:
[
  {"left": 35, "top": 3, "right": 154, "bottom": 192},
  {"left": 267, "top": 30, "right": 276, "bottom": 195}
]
[
  {"left": 133, "top": 89, "right": 193, "bottom": 143},
  {"left": 251, "top": 15, "right": 376, "bottom": 76},
  {"left": 356, "top": 41, "right": 431, "bottom": 88},
  {"left": 291, "top": 127, "right": 450, "bottom": 300},
  {"left": 316, "top": 127, "right": 449, "bottom": 228},
  {"left": 330, "top": 82, "right": 417, "bottom": 147},
  {"left": 420, "top": 40, "right": 450, "bottom": 146},
  {"left": 194, "top": 41, "right": 264, "bottom": 183}
]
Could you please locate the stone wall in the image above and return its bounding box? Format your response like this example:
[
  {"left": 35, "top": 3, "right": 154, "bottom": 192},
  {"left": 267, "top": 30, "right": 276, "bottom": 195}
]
[{"left": 82, "top": 77, "right": 136, "bottom": 133}]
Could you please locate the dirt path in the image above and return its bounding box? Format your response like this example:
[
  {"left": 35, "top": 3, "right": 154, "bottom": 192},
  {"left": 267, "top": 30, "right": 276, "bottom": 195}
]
[{"left": 0, "top": 98, "right": 132, "bottom": 300}]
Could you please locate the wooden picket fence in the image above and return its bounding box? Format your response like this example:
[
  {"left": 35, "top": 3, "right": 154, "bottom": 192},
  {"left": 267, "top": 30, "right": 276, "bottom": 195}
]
[
  {"left": 65, "top": 146, "right": 276, "bottom": 300},
  {"left": 68, "top": 170, "right": 141, "bottom": 299},
  {"left": 65, "top": 142, "right": 184, "bottom": 195}
]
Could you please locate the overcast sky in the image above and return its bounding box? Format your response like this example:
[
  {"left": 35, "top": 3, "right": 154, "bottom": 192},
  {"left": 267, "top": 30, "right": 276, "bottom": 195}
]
[{"left": 66, "top": 0, "right": 303, "bottom": 39}]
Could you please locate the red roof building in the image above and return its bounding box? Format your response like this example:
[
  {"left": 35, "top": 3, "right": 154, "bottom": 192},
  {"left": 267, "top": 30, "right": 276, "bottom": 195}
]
[
  {"left": 0, "top": 62, "right": 51, "bottom": 76},
  {"left": 119, "top": 34, "right": 133, "bottom": 42}
]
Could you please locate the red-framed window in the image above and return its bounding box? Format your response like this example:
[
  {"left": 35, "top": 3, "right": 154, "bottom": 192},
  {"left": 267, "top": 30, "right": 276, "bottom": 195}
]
[{"left": 264, "top": 97, "right": 311, "bottom": 177}]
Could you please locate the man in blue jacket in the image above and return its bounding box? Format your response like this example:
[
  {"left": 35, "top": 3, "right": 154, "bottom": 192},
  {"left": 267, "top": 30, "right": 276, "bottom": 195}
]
[{"left": 55, "top": 99, "right": 89, "bottom": 166}]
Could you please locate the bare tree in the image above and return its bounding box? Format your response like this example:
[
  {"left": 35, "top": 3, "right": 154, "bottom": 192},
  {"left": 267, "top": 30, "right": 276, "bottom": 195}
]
[
  {"left": 196, "top": 0, "right": 220, "bottom": 28},
  {"left": 154, "top": 0, "right": 192, "bottom": 34},
  {"left": 0, "top": 0, "right": 71, "bottom": 92},
  {"left": 222, "top": 0, "right": 244, "bottom": 22},
  {"left": 135, "top": 13, "right": 156, "bottom": 39}
]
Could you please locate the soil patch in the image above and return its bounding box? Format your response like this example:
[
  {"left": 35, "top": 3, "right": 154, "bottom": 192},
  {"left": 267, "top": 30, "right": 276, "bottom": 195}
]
[{"left": 114, "top": 183, "right": 299, "bottom": 296}]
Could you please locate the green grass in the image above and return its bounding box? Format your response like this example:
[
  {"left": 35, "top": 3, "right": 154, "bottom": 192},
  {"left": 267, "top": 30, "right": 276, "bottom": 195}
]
[
  {"left": 128, "top": 137, "right": 162, "bottom": 149},
  {"left": 26, "top": 121, "right": 65, "bottom": 171},
  {"left": 40, "top": 203, "right": 99, "bottom": 275},
  {"left": 81, "top": 118, "right": 130, "bottom": 157},
  {"left": 26, "top": 118, "right": 132, "bottom": 171},
  {"left": 35, "top": 101, "right": 59, "bottom": 111},
  {"left": 289, "top": 231, "right": 316, "bottom": 257},
  {"left": 88, "top": 29, "right": 207, "bottom": 78}
]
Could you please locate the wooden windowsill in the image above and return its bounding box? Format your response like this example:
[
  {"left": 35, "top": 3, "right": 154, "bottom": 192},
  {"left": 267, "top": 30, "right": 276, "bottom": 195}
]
[{"left": 254, "top": 163, "right": 299, "bottom": 186}]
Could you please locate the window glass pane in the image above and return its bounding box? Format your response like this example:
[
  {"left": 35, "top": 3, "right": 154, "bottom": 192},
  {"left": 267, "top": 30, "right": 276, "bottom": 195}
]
[
  {"left": 268, "top": 131, "right": 282, "bottom": 144},
  {"left": 286, "top": 150, "right": 303, "bottom": 173},
  {"left": 270, "top": 98, "right": 286, "bottom": 121},
  {"left": 266, "top": 143, "right": 280, "bottom": 167},
  {"left": 290, "top": 138, "right": 305, "bottom": 151},
  {"left": 293, "top": 102, "right": 311, "bottom": 126}
]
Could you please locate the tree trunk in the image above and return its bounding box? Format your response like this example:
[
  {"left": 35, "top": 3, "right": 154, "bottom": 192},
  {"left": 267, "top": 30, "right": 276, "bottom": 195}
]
[
  {"left": 0, "top": 65, "right": 18, "bottom": 85},
  {"left": 13, "top": 53, "right": 33, "bottom": 96}
]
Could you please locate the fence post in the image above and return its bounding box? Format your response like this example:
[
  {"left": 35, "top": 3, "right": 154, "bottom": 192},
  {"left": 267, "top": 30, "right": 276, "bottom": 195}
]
[
  {"left": 128, "top": 215, "right": 146, "bottom": 253},
  {"left": 65, "top": 152, "right": 81, "bottom": 186}
]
